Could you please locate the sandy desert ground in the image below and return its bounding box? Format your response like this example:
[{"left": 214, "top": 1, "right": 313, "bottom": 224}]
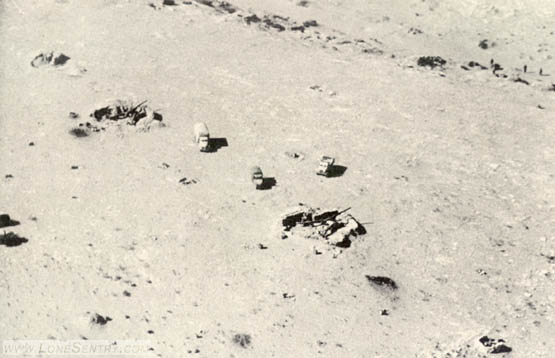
[{"left": 1, "top": 0, "right": 555, "bottom": 357}]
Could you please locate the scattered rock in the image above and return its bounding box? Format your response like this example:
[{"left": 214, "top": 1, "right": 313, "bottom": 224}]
[
  {"left": 284, "top": 151, "right": 305, "bottom": 160},
  {"left": 31, "top": 51, "right": 71, "bottom": 68},
  {"left": 365, "top": 275, "right": 398, "bottom": 290},
  {"left": 195, "top": 0, "right": 213, "bottom": 7},
  {"left": 479, "top": 336, "right": 512, "bottom": 354},
  {"left": 303, "top": 20, "right": 318, "bottom": 27},
  {"left": 244, "top": 14, "right": 261, "bottom": 25},
  {"left": 417, "top": 56, "right": 446, "bottom": 69},
  {"left": 468, "top": 61, "right": 487, "bottom": 70},
  {"left": 408, "top": 27, "right": 423, "bottom": 35},
  {"left": 262, "top": 16, "right": 286, "bottom": 32},
  {"left": 0, "top": 232, "right": 28, "bottom": 247},
  {"left": 512, "top": 76, "right": 529, "bottom": 85},
  {"left": 69, "top": 112, "right": 80, "bottom": 119},
  {"left": 179, "top": 177, "right": 198, "bottom": 185},
  {"left": 217, "top": 1, "right": 236, "bottom": 13},
  {"left": 0, "top": 214, "right": 20, "bottom": 228},
  {"left": 232, "top": 333, "right": 251, "bottom": 348},
  {"left": 90, "top": 313, "right": 112, "bottom": 326},
  {"left": 478, "top": 39, "right": 496, "bottom": 50}
]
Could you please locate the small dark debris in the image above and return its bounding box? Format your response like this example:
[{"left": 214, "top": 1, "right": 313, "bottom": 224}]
[
  {"left": 147, "top": 330, "right": 154, "bottom": 334},
  {"left": 492, "top": 63, "right": 503, "bottom": 72},
  {"left": 291, "top": 25, "right": 305, "bottom": 32},
  {"left": 513, "top": 77, "right": 529, "bottom": 85},
  {"left": 217, "top": 2, "right": 236, "bottom": 13},
  {"left": 273, "top": 14, "right": 289, "bottom": 21},
  {"left": 417, "top": 56, "right": 446, "bottom": 69},
  {"left": 258, "top": 243, "right": 268, "bottom": 250},
  {"left": 163, "top": 0, "right": 177, "bottom": 5},
  {"left": 90, "top": 313, "right": 112, "bottom": 325},
  {"left": 365, "top": 275, "right": 398, "bottom": 290},
  {"left": 297, "top": 0, "right": 309, "bottom": 7},
  {"left": 195, "top": 0, "right": 213, "bottom": 7},
  {"left": 262, "top": 18, "right": 285, "bottom": 32},
  {"left": 381, "top": 309, "right": 389, "bottom": 316},
  {"left": 179, "top": 177, "right": 198, "bottom": 185},
  {"left": 0, "top": 214, "right": 20, "bottom": 228},
  {"left": 284, "top": 151, "right": 304, "bottom": 160},
  {"left": 28, "top": 142, "right": 35, "bottom": 146},
  {"left": 244, "top": 14, "right": 261, "bottom": 24},
  {"left": 69, "top": 112, "right": 80, "bottom": 119},
  {"left": 123, "top": 290, "right": 131, "bottom": 297},
  {"left": 479, "top": 39, "right": 489, "bottom": 49},
  {"left": 0, "top": 232, "right": 28, "bottom": 247},
  {"left": 71, "top": 165, "right": 79, "bottom": 170},
  {"left": 468, "top": 61, "right": 487, "bottom": 70},
  {"left": 303, "top": 20, "right": 318, "bottom": 27},
  {"left": 5, "top": 174, "right": 13, "bottom": 179},
  {"left": 232, "top": 333, "right": 251, "bottom": 348},
  {"left": 408, "top": 27, "right": 422, "bottom": 35},
  {"left": 538, "top": 104, "right": 545, "bottom": 109}
]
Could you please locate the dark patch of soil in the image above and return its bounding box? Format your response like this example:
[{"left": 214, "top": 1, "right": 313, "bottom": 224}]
[
  {"left": 233, "top": 333, "right": 251, "bottom": 348},
  {"left": 69, "top": 127, "right": 90, "bottom": 138},
  {"left": 365, "top": 275, "right": 398, "bottom": 290}
]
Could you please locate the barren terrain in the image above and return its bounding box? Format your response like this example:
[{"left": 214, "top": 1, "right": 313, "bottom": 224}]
[{"left": 1, "top": 0, "right": 555, "bottom": 357}]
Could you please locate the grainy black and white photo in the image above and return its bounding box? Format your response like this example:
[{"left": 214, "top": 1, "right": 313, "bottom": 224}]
[{"left": 1, "top": 0, "right": 554, "bottom": 357}]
